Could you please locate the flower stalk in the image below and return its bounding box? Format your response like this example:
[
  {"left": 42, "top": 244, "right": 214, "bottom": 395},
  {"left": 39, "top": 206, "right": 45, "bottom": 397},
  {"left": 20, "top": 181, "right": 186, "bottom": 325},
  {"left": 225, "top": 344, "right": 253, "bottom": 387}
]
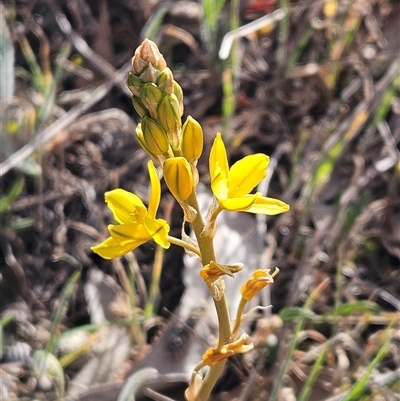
[{"left": 92, "top": 39, "right": 290, "bottom": 400}]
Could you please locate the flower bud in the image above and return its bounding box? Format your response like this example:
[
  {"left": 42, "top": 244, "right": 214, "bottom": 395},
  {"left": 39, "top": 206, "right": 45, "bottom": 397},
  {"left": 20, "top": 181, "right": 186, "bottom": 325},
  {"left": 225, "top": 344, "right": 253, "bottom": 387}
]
[
  {"left": 157, "top": 68, "right": 174, "bottom": 95},
  {"left": 126, "top": 72, "right": 143, "bottom": 97},
  {"left": 140, "top": 83, "right": 163, "bottom": 119},
  {"left": 140, "top": 63, "right": 158, "bottom": 84},
  {"left": 142, "top": 117, "right": 170, "bottom": 155},
  {"left": 131, "top": 39, "right": 167, "bottom": 75},
  {"left": 158, "top": 94, "right": 182, "bottom": 149},
  {"left": 136, "top": 123, "right": 158, "bottom": 159},
  {"left": 173, "top": 82, "right": 184, "bottom": 116},
  {"left": 181, "top": 116, "right": 203, "bottom": 164},
  {"left": 132, "top": 97, "right": 149, "bottom": 118},
  {"left": 163, "top": 157, "right": 193, "bottom": 201}
]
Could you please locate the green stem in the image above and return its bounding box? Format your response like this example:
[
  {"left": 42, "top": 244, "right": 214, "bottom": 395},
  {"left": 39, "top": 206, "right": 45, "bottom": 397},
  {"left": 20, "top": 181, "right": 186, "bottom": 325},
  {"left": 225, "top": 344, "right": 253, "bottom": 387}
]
[
  {"left": 144, "top": 244, "right": 164, "bottom": 318},
  {"left": 186, "top": 189, "right": 232, "bottom": 400},
  {"left": 277, "top": 0, "right": 289, "bottom": 74},
  {"left": 231, "top": 297, "right": 247, "bottom": 337}
]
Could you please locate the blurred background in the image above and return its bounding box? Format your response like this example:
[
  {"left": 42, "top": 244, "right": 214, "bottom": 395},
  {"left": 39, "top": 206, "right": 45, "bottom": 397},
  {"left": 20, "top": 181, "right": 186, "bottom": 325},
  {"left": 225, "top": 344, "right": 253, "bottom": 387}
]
[{"left": 0, "top": 1, "right": 399, "bottom": 400}]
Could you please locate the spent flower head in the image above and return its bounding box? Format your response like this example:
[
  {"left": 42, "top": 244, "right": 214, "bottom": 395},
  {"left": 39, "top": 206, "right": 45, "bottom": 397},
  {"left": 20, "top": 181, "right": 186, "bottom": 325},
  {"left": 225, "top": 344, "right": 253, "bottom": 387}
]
[
  {"left": 201, "top": 334, "right": 254, "bottom": 366},
  {"left": 200, "top": 261, "right": 243, "bottom": 282},
  {"left": 240, "top": 268, "right": 279, "bottom": 301}
]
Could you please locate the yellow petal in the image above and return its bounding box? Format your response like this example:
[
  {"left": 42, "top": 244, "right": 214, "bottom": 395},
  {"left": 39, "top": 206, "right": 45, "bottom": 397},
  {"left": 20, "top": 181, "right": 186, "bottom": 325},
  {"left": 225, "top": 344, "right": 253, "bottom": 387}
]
[
  {"left": 105, "top": 189, "right": 146, "bottom": 224},
  {"left": 144, "top": 216, "right": 170, "bottom": 248},
  {"left": 147, "top": 161, "right": 161, "bottom": 219},
  {"left": 245, "top": 196, "right": 290, "bottom": 215},
  {"left": 228, "top": 154, "right": 269, "bottom": 197},
  {"left": 91, "top": 237, "right": 132, "bottom": 259},
  {"left": 210, "top": 163, "right": 229, "bottom": 200},
  {"left": 108, "top": 223, "right": 150, "bottom": 247},
  {"left": 218, "top": 195, "right": 257, "bottom": 211},
  {"left": 209, "top": 133, "right": 229, "bottom": 185}
]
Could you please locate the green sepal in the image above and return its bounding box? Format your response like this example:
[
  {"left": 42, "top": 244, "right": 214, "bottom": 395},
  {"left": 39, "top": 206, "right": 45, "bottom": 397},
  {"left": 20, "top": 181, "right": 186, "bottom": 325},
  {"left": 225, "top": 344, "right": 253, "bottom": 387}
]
[
  {"left": 173, "top": 82, "right": 184, "bottom": 116},
  {"left": 157, "top": 68, "right": 174, "bottom": 95},
  {"left": 136, "top": 123, "right": 159, "bottom": 159},
  {"left": 126, "top": 72, "right": 143, "bottom": 97},
  {"left": 157, "top": 94, "right": 182, "bottom": 149},
  {"left": 140, "top": 83, "right": 163, "bottom": 120},
  {"left": 132, "top": 97, "right": 149, "bottom": 118}
]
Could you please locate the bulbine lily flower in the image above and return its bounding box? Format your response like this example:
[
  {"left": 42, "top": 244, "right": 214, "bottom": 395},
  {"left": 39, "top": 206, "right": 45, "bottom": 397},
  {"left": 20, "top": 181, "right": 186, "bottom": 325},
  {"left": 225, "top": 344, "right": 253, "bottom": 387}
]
[
  {"left": 92, "top": 161, "right": 170, "bottom": 259},
  {"left": 209, "top": 133, "right": 290, "bottom": 215}
]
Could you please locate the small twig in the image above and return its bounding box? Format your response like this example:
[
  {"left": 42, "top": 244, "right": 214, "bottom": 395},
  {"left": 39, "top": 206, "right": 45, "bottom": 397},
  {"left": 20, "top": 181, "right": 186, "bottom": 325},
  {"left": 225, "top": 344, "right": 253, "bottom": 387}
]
[
  {"left": 219, "top": 9, "right": 286, "bottom": 60},
  {"left": 0, "top": 62, "right": 131, "bottom": 177},
  {"left": 54, "top": 13, "right": 131, "bottom": 97}
]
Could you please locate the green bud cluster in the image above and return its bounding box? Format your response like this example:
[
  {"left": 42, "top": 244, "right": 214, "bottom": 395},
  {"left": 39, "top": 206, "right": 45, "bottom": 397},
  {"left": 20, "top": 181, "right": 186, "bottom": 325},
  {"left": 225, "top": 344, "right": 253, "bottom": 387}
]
[
  {"left": 127, "top": 39, "right": 202, "bottom": 168},
  {"left": 128, "top": 39, "right": 205, "bottom": 204}
]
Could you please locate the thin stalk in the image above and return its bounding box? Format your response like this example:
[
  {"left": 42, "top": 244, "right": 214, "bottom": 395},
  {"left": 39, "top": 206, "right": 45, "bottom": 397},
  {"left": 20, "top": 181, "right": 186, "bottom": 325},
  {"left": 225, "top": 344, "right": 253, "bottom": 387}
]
[
  {"left": 222, "top": 0, "right": 240, "bottom": 139},
  {"left": 0, "top": 314, "right": 14, "bottom": 357},
  {"left": 46, "top": 264, "right": 81, "bottom": 354},
  {"left": 125, "top": 254, "right": 146, "bottom": 348},
  {"left": 144, "top": 244, "right": 164, "bottom": 317},
  {"left": 269, "top": 278, "right": 330, "bottom": 401},
  {"left": 333, "top": 252, "right": 344, "bottom": 335},
  {"left": 276, "top": 0, "right": 289, "bottom": 73},
  {"left": 285, "top": 24, "right": 313, "bottom": 76},
  {"left": 297, "top": 344, "right": 328, "bottom": 401},
  {"left": 341, "top": 332, "right": 392, "bottom": 401}
]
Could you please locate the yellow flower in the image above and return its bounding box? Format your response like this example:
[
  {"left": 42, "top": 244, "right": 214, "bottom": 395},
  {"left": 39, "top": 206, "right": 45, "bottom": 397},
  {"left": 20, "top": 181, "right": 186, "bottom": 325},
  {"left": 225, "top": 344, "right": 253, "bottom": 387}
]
[
  {"left": 92, "top": 161, "right": 170, "bottom": 259},
  {"left": 209, "top": 133, "right": 290, "bottom": 214}
]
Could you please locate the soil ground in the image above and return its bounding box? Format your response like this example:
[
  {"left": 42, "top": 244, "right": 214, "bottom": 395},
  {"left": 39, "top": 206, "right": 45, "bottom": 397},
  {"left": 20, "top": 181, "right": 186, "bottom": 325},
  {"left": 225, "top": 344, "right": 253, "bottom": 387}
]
[{"left": 0, "top": 1, "right": 399, "bottom": 400}]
